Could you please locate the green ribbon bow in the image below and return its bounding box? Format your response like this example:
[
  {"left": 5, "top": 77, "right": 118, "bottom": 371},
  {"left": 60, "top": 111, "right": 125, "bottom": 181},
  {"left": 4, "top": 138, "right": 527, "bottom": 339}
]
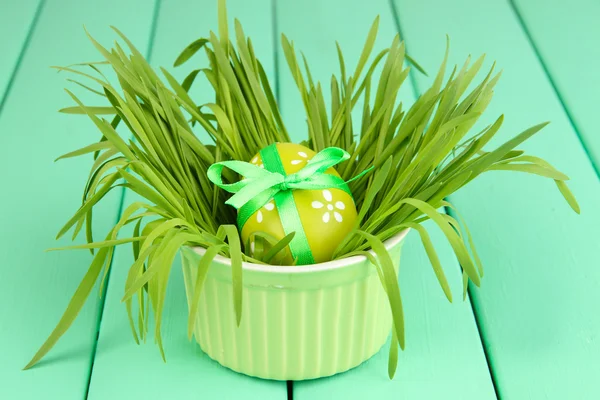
[{"left": 207, "top": 144, "right": 371, "bottom": 264}]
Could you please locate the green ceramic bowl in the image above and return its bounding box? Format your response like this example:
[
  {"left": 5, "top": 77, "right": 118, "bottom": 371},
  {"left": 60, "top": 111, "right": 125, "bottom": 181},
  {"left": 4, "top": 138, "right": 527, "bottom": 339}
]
[{"left": 181, "top": 229, "right": 409, "bottom": 380}]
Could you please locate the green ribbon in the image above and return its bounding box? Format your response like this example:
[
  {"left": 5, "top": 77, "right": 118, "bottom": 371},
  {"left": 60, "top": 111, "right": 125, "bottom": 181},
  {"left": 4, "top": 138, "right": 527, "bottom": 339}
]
[{"left": 207, "top": 145, "right": 371, "bottom": 264}]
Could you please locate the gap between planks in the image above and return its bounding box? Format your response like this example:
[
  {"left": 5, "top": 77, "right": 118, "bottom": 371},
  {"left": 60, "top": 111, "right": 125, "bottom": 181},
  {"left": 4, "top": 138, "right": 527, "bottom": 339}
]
[
  {"left": 0, "top": 0, "right": 46, "bottom": 117},
  {"left": 508, "top": 0, "right": 600, "bottom": 181},
  {"left": 83, "top": 0, "right": 163, "bottom": 398},
  {"left": 389, "top": 0, "right": 501, "bottom": 397}
]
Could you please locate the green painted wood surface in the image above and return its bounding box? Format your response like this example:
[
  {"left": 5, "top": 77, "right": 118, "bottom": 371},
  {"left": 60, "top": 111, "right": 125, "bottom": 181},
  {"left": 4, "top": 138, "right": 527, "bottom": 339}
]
[
  {"left": 0, "top": 0, "right": 156, "bottom": 398},
  {"left": 0, "top": 0, "right": 41, "bottom": 107},
  {"left": 1, "top": 0, "right": 599, "bottom": 398},
  {"left": 276, "top": 1, "right": 496, "bottom": 398},
  {"left": 393, "top": 0, "right": 600, "bottom": 398},
  {"left": 512, "top": 0, "right": 600, "bottom": 174},
  {"left": 86, "top": 1, "right": 286, "bottom": 398}
]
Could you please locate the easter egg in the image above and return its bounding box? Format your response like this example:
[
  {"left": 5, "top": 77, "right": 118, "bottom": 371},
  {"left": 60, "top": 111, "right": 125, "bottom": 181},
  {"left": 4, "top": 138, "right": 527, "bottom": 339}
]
[{"left": 240, "top": 143, "right": 357, "bottom": 264}]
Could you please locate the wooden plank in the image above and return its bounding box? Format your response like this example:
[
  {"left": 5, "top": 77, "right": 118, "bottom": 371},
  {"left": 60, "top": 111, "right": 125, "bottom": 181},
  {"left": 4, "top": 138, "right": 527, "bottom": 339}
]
[
  {"left": 511, "top": 0, "right": 600, "bottom": 173},
  {"left": 276, "top": 1, "right": 497, "bottom": 398},
  {"left": 392, "top": 0, "right": 600, "bottom": 398},
  {"left": 0, "top": 0, "right": 41, "bottom": 106},
  {"left": 0, "top": 0, "right": 156, "bottom": 398},
  {"left": 86, "top": 1, "right": 287, "bottom": 398}
]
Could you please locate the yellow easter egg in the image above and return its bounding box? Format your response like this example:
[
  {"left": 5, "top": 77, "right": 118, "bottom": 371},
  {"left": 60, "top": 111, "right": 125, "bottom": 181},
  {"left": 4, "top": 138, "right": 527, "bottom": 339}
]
[{"left": 240, "top": 143, "right": 357, "bottom": 264}]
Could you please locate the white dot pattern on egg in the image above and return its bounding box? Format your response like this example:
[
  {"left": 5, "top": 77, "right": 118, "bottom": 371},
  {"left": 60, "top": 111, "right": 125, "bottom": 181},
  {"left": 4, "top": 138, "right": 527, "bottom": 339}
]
[
  {"left": 250, "top": 156, "right": 264, "bottom": 169},
  {"left": 290, "top": 151, "right": 309, "bottom": 166},
  {"left": 311, "top": 189, "right": 346, "bottom": 224},
  {"left": 256, "top": 201, "right": 275, "bottom": 224}
]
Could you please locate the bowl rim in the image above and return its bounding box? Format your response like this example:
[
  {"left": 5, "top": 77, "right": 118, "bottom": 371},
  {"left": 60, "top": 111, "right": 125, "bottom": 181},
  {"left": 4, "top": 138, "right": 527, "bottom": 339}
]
[{"left": 189, "top": 228, "right": 410, "bottom": 274}]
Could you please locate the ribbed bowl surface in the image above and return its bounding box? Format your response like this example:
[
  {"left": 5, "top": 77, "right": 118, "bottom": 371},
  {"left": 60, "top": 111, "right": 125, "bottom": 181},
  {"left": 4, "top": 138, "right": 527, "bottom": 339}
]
[{"left": 181, "top": 230, "right": 407, "bottom": 380}]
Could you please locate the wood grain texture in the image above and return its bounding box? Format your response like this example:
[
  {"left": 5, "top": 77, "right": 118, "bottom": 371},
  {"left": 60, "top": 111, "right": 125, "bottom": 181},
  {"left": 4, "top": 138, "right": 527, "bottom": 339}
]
[
  {"left": 0, "top": 0, "right": 41, "bottom": 107},
  {"left": 86, "top": 1, "right": 287, "bottom": 399},
  {"left": 0, "top": 0, "right": 156, "bottom": 398},
  {"left": 393, "top": 0, "right": 600, "bottom": 398},
  {"left": 511, "top": 0, "right": 600, "bottom": 173},
  {"left": 276, "top": 1, "right": 496, "bottom": 398}
]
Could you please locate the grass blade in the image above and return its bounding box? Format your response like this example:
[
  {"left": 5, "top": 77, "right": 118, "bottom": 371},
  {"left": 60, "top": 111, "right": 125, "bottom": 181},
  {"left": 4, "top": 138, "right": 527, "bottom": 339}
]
[{"left": 24, "top": 247, "right": 109, "bottom": 369}]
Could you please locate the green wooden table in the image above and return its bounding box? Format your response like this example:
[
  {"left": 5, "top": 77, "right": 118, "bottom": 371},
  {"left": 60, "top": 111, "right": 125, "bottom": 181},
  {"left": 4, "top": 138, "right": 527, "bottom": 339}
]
[{"left": 0, "top": 0, "right": 598, "bottom": 398}]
